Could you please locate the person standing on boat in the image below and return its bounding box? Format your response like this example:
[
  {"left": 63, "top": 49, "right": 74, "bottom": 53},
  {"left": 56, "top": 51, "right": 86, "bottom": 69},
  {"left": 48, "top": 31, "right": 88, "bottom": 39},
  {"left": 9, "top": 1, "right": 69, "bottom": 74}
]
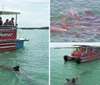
[
  {"left": 81, "top": 51, "right": 85, "bottom": 58},
  {"left": 3, "top": 19, "right": 9, "bottom": 26},
  {"left": 0, "top": 17, "right": 3, "bottom": 26},
  {"left": 9, "top": 17, "right": 14, "bottom": 26}
]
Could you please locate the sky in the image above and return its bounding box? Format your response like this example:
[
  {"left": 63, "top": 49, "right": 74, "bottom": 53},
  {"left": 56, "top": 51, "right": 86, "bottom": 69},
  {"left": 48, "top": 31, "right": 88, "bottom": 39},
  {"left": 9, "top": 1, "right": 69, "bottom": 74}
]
[{"left": 0, "top": 0, "right": 49, "bottom": 27}]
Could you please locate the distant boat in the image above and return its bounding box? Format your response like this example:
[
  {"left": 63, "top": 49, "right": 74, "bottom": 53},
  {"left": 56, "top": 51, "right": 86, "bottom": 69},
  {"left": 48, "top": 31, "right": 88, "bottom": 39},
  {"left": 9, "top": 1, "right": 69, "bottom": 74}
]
[{"left": 0, "top": 10, "right": 28, "bottom": 51}]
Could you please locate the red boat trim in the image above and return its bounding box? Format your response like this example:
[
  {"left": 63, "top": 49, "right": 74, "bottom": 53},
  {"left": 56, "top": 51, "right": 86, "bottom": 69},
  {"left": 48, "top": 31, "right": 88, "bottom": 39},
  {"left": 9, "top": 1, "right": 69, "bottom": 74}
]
[
  {"left": 81, "top": 56, "right": 100, "bottom": 63},
  {"left": 0, "top": 46, "right": 15, "bottom": 48},
  {"left": 0, "top": 47, "right": 15, "bottom": 51},
  {"left": 0, "top": 42, "right": 15, "bottom": 51},
  {"left": 0, "top": 43, "right": 15, "bottom": 46}
]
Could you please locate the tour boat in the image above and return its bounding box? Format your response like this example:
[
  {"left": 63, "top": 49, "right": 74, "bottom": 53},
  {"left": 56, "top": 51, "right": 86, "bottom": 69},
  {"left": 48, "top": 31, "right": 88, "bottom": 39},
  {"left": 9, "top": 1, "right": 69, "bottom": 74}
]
[
  {"left": 0, "top": 10, "right": 28, "bottom": 51},
  {"left": 64, "top": 45, "right": 100, "bottom": 64}
]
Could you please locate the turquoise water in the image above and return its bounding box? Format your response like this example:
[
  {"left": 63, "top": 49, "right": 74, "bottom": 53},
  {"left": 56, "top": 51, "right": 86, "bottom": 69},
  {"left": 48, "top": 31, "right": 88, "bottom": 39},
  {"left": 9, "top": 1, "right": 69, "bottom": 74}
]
[
  {"left": 0, "top": 29, "right": 48, "bottom": 85},
  {"left": 50, "top": 0, "right": 100, "bottom": 42},
  {"left": 51, "top": 48, "right": 100, "bottom": 85}
]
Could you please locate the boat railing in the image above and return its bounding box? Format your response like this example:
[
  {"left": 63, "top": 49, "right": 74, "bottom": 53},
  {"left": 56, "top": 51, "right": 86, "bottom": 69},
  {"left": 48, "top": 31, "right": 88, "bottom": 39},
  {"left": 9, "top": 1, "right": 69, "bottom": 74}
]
[{"left": 0, "top": 25, "right": 17, "bottom": 30}]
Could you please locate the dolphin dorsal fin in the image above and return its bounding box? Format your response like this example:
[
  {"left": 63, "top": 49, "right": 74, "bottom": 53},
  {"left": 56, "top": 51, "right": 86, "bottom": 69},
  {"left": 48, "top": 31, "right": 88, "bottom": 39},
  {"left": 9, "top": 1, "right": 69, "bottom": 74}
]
[
  {"left": 66, "top": 78, "right": 71, "bottom": 81},
  {"left": 13, "top": 66, "right": 20, "bottom": 71}
]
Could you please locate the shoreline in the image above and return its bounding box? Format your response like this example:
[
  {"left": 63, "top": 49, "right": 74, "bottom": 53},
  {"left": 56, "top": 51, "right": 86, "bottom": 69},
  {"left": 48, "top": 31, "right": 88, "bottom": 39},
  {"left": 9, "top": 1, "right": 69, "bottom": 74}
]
[{"left": 19, "top": 27, "right": 49, "bottom": 30}]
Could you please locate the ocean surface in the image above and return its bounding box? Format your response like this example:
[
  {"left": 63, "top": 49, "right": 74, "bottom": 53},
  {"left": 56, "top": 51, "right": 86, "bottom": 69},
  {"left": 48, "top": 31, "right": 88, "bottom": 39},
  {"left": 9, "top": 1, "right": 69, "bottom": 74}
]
[
  {"left": 50, "top": 0, "right": 100, "bottom": 42},
  {"left": 51, "top": 48, "right": 100, "bottom": 85},
  {"left": 0, "top": 29, "right": 48, "bottom": 85}
]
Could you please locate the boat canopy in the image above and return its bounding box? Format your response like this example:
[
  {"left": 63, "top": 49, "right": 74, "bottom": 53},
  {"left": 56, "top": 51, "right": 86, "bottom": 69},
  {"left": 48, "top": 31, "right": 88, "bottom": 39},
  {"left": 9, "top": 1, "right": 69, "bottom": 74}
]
[{"left": 0, "top": 10, "right": 20, "bottom": 15}]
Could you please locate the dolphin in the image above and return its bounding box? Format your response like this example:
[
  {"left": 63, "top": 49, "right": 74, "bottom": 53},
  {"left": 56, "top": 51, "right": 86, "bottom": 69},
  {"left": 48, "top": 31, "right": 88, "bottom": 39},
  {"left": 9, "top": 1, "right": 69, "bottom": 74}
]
[
  {"left": 64, "top": 77, "right": 79, "bottom": 85},
  {"left": 82, "top": 11, "right": 95, "bottom": 16},
  {"left": 0, "top": 65, "right": 20, "bottom": 72},
  {"left": 64, "top": 70, "right": 90, "bottom": 85},
  {"left": 50, "top": 25, "right": 68, "bottom": 32}
]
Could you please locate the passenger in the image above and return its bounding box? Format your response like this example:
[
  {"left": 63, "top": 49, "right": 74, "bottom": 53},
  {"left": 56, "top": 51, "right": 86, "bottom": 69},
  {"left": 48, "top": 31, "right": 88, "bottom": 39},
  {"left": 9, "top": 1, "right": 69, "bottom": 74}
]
[
  {"left": 3, "top": 19, "right": 9, "bottom": 26},
  {"left": 0, "top": 17, "right": 3, "bottom": 26},
  {"left": 9, "top": 17, "right": 14, "bottom": 26},
  {"left": 76, "top": 48, "right": 79, "bottom": 51}
]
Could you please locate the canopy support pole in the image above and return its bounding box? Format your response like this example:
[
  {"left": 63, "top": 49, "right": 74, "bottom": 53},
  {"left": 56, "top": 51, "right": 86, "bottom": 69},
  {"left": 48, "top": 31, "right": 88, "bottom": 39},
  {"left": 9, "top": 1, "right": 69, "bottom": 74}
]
[{"left": 15, "top": 14, "right": 17, "bottom": 27}]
